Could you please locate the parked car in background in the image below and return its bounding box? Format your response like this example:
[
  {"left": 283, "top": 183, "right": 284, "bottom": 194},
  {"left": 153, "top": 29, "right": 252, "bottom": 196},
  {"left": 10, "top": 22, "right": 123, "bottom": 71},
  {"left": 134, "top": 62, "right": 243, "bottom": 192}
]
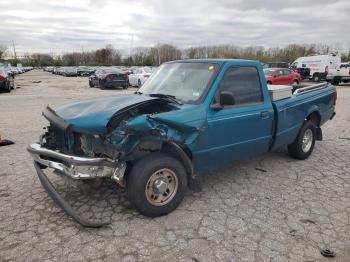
[
  {"left": 326, "top": 62, "right": 350, "bottom": 85},
  {"left": 0, "top": 67, "right": 15, "bottom": 93},
  {"left": 62, "top": 67, "right": 78, "bottom": 77},
  {"left": 290, "top": 54, "right": 340, "bottom": 81},
  {"left": 264, "top": 68, "right": 301, "bottom": 87},
  {"left": 89, "top": 68, "right": 128, "bottom": 89},
  {"left": 129, "top": 67, "right": 155, "bottom": 87},
  {"left": 44, "top": 66, "right": 54, "bottom": 72},
  {"left": 77, "top": 66, "right": 95, "bottom": 76},
  {"left": 264, "top": 62, "right": 289, "bottom": 69}
]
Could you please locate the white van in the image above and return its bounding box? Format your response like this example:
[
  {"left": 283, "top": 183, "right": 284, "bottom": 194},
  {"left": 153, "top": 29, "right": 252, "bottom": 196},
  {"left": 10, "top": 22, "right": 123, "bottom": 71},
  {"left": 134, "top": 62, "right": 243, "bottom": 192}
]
[{"left": 290, "top": 54, "right": 341, "bottom": 82}]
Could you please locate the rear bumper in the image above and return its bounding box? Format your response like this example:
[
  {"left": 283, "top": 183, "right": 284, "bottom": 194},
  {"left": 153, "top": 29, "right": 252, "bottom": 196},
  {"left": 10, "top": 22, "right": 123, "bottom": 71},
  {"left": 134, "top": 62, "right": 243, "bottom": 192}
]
[
  {"left": 27, "top": 143, "right": 116, "bottom": 179},
  {"left": 100, "top": 80, "right": 128, "bottom": 88}
]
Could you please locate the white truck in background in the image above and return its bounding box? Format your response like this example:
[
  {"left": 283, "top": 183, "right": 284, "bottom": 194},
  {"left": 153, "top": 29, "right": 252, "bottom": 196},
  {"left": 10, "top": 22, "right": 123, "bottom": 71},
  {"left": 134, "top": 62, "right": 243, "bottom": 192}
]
[
  {"left": 326, "top": 62, "right": 350, "bottom": 85},
  {"left": 290, "top": 54, "right": 341, "bottom": 82}
]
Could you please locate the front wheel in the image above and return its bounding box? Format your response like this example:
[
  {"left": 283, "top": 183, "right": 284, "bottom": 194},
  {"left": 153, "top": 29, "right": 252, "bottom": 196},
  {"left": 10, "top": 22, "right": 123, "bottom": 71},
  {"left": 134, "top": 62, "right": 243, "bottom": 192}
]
[
  {"left": 127, "top": 153, "right": 187, "bottom": 217},
  {"left": 288, "top": 121, "right": 316, "bottom": 160}
]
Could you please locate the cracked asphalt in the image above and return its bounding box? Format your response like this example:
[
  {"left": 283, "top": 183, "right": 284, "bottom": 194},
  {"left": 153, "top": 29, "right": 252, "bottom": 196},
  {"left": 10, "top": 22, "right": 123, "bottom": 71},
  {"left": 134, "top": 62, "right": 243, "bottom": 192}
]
[{"left": 0, "top": 70, "right": 349, "bottom": 262}]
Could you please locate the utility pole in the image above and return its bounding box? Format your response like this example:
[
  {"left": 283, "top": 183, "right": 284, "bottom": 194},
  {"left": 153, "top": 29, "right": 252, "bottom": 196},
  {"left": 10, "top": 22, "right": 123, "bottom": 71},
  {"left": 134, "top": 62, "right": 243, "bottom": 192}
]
[{"left": 12, "top": 40, "right": 17, "bottom": 60}]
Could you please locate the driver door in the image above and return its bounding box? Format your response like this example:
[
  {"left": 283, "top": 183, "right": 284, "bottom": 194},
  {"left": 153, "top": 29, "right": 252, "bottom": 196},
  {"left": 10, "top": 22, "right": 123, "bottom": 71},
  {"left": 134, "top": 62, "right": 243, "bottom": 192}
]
[{"left": 200, "top": 66, "right": 274, "bottom": 170}]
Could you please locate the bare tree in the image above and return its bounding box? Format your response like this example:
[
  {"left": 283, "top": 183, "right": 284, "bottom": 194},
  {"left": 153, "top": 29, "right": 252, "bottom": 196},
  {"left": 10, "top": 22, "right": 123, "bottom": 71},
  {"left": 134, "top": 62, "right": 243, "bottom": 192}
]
[{"left": 0, "top": 45, "right": 8, "bottom": 59}]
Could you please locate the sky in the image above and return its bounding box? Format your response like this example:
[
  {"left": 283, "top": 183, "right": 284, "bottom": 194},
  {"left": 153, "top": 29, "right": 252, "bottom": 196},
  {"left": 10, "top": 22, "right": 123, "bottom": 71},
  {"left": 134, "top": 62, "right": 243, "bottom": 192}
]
[{"left": 0, "top": 0, "right": 349, "bottom": 56}]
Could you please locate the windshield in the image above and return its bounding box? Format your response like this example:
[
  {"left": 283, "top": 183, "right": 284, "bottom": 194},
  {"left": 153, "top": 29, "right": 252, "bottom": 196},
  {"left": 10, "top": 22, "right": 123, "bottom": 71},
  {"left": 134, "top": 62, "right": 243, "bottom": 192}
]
[
  {"left": 138, "top": 62, "right": 219, "bottom": 103},
  {"left": 263, "top": 69, "right": 275, "bottom": 76}
]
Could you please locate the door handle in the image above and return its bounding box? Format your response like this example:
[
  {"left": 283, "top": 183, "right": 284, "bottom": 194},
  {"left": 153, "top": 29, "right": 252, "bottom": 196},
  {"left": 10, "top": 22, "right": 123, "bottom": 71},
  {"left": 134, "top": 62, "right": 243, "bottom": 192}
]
[{"left": 260, "top": 111, "right": 269, "bottom": 119}]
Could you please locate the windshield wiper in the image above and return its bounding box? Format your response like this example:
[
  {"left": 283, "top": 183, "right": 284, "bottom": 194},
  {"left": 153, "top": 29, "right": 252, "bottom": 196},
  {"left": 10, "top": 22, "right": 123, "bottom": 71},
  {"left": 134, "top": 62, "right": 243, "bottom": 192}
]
[{"left": 149, "top": 93, "right": 183, "bottom": 105}]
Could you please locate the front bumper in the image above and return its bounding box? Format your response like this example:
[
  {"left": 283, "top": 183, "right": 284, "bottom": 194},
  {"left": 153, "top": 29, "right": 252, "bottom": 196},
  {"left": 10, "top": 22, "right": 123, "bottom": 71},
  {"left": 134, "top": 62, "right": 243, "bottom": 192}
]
[
  {"left": 27, "top": 143, "right": 116, "bottom": 179},
  {"left": 27, "top": 143, "right": 126, "bottom": 227},
  {"left": 33, "top": 162, "right": 110, "bottom": 227}
]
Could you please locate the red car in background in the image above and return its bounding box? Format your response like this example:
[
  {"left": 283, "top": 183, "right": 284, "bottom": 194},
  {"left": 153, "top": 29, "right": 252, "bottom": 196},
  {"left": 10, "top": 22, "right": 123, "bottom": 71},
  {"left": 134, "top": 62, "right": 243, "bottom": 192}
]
[{"left": 264, "top": 68, "right": 301, "bottom": 86}]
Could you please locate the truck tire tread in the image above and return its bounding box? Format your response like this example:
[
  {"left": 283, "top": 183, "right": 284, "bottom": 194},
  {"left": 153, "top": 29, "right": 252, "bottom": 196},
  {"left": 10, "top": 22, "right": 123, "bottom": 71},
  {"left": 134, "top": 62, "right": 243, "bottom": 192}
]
[
  {"left": 126, "top": 152, "right": 187, "bottom": 217},
  {"left": 288, "top": 121, "right": 316, "bottom": 160}
]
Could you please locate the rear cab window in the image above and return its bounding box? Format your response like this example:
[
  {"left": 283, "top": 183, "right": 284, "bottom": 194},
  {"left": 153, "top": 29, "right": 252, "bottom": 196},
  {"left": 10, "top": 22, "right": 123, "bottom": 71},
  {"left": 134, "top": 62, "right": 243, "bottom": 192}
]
[{"left": 215, "top": 66, "right": 264, "bottom": 106}]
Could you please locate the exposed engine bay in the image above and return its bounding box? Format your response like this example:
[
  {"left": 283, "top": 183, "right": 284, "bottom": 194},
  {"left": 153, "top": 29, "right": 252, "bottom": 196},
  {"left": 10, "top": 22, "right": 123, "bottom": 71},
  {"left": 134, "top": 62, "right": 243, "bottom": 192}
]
[{"left": 41, "top": 99, "right": 179, "bottom": 160}]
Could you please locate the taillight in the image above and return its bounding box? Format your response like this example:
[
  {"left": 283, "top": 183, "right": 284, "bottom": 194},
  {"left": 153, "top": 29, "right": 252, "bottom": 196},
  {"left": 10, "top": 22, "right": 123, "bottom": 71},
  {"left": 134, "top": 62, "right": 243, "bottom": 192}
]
[
  {"left": 105, "top": 74, "right": 113, "bottom": 80},
  {"left": 144, "top": 74, "right": 150, "bottom": 78},
  {"left": 348, "top": 70, "right": 350, "bottom": 75},
  {"left": 0, "top": 75, "right": 4, "bottom": 81},
  {"left": 333, "top": 91, "right": 337, "bottom": 106}
]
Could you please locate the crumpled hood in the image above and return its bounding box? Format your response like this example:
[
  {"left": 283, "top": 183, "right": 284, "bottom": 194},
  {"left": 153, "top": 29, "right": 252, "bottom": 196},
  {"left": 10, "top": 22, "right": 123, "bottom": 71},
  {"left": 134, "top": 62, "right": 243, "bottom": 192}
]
[{"left": 53, "top": 95, "right": 159, "bottom": 134}]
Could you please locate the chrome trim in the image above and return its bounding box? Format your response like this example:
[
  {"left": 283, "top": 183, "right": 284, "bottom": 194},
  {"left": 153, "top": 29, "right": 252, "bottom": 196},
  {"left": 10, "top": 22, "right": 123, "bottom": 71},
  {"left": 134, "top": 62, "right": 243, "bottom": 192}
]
[
  {"left": 293, "top": 83, "right": 330, "bottom": 95},
  {"left": 28, "top": 143, "right": 115, "bottom": 167},
  {"left": 27, "top": 143, "right": 117, "bottom": 179}
]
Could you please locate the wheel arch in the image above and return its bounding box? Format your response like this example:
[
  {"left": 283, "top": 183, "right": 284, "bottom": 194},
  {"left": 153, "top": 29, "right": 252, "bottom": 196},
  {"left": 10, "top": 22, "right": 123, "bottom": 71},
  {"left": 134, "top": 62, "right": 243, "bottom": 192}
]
[
  {"left": 306, "top": 110, "right": 321, "bottom": 127},
  {"left": 124, "top": 139, "right": 194, "bottom": 179},
  {"left": 305, "top": 110, "right": 322, "bottom": 140},
  {"left": 161, "top": 141, "right": 194, "bottom": 179}
]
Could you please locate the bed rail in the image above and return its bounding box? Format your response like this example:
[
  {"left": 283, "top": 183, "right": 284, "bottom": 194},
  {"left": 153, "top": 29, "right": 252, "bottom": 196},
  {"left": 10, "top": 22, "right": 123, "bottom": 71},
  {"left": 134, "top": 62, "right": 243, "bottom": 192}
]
[{"left": 293, "top": 83, "right": 331, "bottom": 95}]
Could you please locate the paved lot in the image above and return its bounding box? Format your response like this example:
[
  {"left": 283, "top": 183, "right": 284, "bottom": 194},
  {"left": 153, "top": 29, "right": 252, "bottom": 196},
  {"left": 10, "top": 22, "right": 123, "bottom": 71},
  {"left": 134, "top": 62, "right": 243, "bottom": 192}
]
[{"left": 0, "top": 70, "right": 349, "bottom": 262}]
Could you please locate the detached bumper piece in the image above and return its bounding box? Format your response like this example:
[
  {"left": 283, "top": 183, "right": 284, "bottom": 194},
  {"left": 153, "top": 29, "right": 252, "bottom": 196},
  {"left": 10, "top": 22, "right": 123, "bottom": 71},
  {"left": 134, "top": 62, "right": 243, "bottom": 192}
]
[
  {"left": 34, "top": 162, "right": 110, "bottom": 227},
  {"left": 28, "top": 143, "right": 115, "bottom": 227},
  {"left": 27, "top": 143, "right": 115, "bottom": 179}
]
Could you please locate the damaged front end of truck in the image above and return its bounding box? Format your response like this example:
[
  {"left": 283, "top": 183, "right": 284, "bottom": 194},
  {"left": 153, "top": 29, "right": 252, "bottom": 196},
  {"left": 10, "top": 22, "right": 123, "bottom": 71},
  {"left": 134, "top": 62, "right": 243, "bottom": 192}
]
[{"left": 27, "top": 95, "right": 203, "bottom": 227}]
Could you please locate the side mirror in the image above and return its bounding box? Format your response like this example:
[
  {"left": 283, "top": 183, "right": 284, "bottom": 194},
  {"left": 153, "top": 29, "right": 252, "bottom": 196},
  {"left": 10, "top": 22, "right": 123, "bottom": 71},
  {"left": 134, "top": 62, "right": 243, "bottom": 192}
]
[
  {"left": 211, "top": 91, "right": 235, "bottom": 110},
  {"left": 220, "top": 91, "right": 235, "bottom": 106}
]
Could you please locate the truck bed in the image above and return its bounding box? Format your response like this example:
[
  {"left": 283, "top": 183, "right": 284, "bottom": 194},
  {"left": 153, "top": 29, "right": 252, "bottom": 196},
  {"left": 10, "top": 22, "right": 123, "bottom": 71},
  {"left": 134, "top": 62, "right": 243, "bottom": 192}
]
[{"left": 271, "top": 83, "right": 336, "bottom": 150}]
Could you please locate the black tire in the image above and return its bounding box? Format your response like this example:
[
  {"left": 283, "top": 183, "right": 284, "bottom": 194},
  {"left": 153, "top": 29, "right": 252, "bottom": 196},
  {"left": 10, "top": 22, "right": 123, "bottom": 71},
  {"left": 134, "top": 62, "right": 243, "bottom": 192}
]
[
  {"left": 89, "top": 81, "right": 94, "bottom": 88},
  {"left": 138, "top": 79, "right": 142, "bottom": 88},
  {"left": 332, "top": 78, "right": 340, "bottom": 86},
  {"left": 312, "top": 73, "right": 320, "bottom": 82},
  {"left": 288, "top": 121, "right": 316, "bottom": 160},
  {"left": 291, "top": 80, "right": 299, "bottom": 87},
  {"left": 267, "top": 81, "right": 272, "bottom": 85},
  {"left": 127, "top": 153, "right": 187, "bottom": 217}
]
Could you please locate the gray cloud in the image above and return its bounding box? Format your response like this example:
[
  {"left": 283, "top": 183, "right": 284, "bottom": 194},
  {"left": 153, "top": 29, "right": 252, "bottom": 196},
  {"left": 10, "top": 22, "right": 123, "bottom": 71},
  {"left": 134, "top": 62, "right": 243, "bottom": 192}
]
[{"left": 0, "top": 0, "right": 349, "bottom": 55}]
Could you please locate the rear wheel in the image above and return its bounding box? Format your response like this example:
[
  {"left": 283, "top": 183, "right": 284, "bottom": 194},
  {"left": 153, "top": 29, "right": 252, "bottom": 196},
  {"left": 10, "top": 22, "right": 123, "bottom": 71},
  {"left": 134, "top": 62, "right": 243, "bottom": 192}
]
[
  {"left": 291, "top": 80, "right": 299, "bottom": 87},
  {"left": 288, "top": 121, "right": 316, "bottom": 160},
  {"left": 138, "top": 79, "right": 142, "bottom": 88},
  {"left": 332, "top": 78, "right": 340, "bottom": 86},
  {"left": 312, "top": 73, "right": 320, "bottom": 82},
  {"left": 127, "top": 153, "right": 187, "bottom": 217},
  {"left": 89, "top": 81, "right": 94, "bottom": 88},
  {"left": 267, "top": 81, "right": 272, "bottom": 85}
]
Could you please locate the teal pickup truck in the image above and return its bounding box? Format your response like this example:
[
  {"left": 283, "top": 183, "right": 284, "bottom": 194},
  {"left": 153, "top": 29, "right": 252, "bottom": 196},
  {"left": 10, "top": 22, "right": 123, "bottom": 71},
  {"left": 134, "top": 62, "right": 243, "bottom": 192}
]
[{"left": 28, "top": 59, "right": 336, "bottom": 227}]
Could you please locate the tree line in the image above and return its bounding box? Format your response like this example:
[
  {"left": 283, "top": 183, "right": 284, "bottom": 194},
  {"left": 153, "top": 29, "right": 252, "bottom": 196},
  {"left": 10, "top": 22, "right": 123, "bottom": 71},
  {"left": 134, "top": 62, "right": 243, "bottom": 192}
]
[{"left": 1, "top": 43, "right": 350, "bottom": 67}]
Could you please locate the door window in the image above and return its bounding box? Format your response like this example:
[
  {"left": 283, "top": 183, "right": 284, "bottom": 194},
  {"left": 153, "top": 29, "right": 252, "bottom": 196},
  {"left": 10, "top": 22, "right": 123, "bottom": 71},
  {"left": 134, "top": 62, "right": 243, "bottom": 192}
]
[
  {"left": 283, "top": 69, "right": 291, "bottom": 75},
  {"left": 216, "top": 67, "right": 263, "bottom": 106}
]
